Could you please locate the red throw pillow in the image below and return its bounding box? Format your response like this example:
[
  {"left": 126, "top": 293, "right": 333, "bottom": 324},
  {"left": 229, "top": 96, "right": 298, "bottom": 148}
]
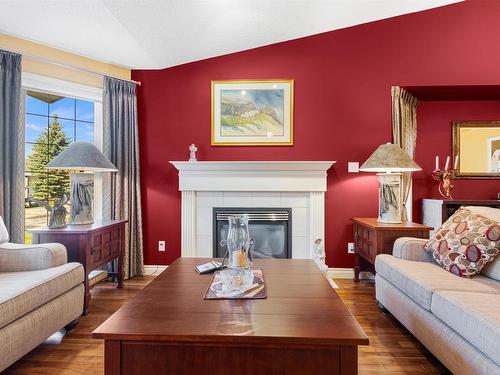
[{"left": 424, "top": 207, "right": 500, "bottom": 278}]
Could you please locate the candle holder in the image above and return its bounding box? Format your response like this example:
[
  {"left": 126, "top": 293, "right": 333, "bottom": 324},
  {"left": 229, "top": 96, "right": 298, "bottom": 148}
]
[{"left": 432, "top": 168, "right": 456, "bottom": 199}]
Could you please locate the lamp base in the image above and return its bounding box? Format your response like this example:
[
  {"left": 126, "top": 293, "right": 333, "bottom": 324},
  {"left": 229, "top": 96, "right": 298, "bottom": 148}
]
[
  {"left": 377, "top": 173, "right": 402, "bottom": 224},
  {"left": 70, "top": 173, "right": 94, "bottom": 225}
]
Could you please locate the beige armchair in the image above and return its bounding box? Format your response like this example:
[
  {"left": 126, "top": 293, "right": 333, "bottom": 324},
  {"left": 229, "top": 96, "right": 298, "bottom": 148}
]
[
  {"left": 0, "top": 216, "right": 85, "bottom": 372},
  {"left": 0, "top": 241, "right": 68, "bottom": 271},
  {"left": 0, "top": 215, "right": 68, "bottom": 271}
]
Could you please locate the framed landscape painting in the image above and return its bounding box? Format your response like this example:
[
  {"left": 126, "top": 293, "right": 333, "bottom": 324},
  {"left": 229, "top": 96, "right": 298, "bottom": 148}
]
[{"left": 211, "top": 80, "right": 294, "bottom": 146}]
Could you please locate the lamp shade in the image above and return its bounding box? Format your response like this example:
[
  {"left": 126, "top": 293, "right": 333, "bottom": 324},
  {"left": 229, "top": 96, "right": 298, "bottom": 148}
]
[
  {"left": 359, "top": 143, "right": 421, "bottom": 173},
  {"left": 46, "top": 142, "right": 117, "bottom": 172}
]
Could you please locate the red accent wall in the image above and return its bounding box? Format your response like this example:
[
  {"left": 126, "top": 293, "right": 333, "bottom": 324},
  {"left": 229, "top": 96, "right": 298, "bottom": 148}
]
[
  {"left": 133, "top": 1, "right": 500, "bottom": 267},
  {"left": 413, "top": 100, "right": 500, "bottom": 221}
]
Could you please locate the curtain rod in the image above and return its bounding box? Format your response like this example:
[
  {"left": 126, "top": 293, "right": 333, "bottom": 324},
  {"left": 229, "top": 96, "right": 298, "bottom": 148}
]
[{"left": 3, "top": 48, "right": 141, "bottom": 86}]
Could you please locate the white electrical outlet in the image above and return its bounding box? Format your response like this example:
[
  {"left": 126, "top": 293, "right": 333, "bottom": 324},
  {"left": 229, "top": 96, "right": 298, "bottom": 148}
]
[
  {"left": 158, "top": 241, "right": 166, "bottom": 252},
  {"left": 348, "top": 242, "right": 355, "bottom": 254}
]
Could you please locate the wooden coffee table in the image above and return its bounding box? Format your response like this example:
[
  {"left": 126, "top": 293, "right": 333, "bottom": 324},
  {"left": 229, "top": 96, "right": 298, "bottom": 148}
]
[{"left": 92, "top": 258, "right": 368, "bottom": 375}]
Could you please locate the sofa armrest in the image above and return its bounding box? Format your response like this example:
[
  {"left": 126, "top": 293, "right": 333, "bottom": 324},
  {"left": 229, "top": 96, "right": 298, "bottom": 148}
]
[
  {"left": 392, "top": 237, "right": 434, "bottom": 263},
  {"left": 0, "top": 242, "right": 68, "bottom": 271}
]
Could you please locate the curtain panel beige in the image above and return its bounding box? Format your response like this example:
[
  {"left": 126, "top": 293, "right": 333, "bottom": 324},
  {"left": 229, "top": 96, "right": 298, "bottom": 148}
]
[{"left": 391, "top": 86, "right": 418, "bottom": 221}]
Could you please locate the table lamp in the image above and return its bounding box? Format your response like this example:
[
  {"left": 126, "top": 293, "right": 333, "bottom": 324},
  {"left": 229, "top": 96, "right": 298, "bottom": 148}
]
[
  {"left": 46, "top": 142, "right": 117, "bottom": 225},
  {"left": 359, "top": 143, "right": 421, "bottom": 224}
]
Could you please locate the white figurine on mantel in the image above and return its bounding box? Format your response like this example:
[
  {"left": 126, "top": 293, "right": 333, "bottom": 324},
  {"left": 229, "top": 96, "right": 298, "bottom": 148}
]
[
  {"left": 189, "top": 144, "right": 197, "bottom": 162},
  {"left": 313, "top": 237, "right": 327, "bottom": 273}
]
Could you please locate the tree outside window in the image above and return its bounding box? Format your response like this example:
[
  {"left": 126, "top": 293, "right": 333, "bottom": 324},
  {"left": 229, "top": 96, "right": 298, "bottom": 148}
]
[{"left": 24, "top": 91, "right": 94, "bottom": 243}]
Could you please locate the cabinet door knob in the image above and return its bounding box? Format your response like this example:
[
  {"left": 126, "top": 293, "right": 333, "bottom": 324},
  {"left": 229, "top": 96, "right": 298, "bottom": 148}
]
[{"left": 90, "top": 248, "right": 96, "bottom": 255}]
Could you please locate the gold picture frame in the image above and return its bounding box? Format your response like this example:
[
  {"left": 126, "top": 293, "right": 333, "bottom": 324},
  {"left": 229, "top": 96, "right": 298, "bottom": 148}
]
[
  {"left": 211, "top": 79, "right": 294, "bottom": 146},
  {"left": 453, "top": 120, "right": 500, "bottom": 179}
]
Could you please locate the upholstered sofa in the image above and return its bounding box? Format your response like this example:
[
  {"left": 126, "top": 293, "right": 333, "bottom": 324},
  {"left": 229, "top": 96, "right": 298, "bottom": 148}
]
[
  {"left": 375, "top": 207, "right": 500, "bottom": 375},
  {"left": 0, "top": 218, "right": 84, "bottom": 372}
]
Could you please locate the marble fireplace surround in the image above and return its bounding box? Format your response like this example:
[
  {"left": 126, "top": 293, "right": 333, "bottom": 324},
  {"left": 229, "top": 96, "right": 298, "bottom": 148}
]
[{"left": 170, "top": 161, "right": 335, "bottom": 268}]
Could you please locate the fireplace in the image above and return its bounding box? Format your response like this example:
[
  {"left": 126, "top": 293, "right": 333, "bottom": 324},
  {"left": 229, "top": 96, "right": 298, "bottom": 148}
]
[
  {"left": 213, "top": 208, "right": 292, "bottom": 259},
  {"left": 169, "top": 160, "right": 335, "bottom": 267}
]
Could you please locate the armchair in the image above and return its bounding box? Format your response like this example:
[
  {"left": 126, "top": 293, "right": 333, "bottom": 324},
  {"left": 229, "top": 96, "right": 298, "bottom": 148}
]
[
  {"left": 0, "top": 216, "right": 85, "bottom": 372},
  {"left": 0, "top": 215, "right": 68, "bottom": 271}
]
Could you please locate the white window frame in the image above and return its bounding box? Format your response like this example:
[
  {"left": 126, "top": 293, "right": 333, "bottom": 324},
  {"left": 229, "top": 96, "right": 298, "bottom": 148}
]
[{"left": 22, "top": 72, "right": 104, "bottom": 221}]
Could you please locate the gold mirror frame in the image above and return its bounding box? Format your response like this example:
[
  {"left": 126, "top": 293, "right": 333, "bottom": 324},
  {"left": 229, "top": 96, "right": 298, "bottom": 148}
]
[{"left": 453, "top": 120, "right": 500, "bottom": 179}]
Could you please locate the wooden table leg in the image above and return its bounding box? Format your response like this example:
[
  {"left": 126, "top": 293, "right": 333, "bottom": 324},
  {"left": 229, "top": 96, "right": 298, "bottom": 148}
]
[
  {"left": 340, "top": 346, "right": 358, "bottom": 375},
  {"left": 354, "top": 254, "right": 361, "bottom": 282},
  {"left": 117, "top": 256, "right": 124, "bottom": 289},
  {"left": 105, "top": 340, "right": 121, "bottom": 375},
  {"left": 83, "top": 273, "right": 90, "bottom": 315}
]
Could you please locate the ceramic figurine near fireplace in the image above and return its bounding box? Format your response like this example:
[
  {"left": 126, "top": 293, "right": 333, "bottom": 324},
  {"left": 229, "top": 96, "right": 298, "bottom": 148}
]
[
  {"left": 313, "top": 238, "right": 327, "bottom": 272},
  {"left": 189, "top": 143, "right": 197, "bottom": 162}
]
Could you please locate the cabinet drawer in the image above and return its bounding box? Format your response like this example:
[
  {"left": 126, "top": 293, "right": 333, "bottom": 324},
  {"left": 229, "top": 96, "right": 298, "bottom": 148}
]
[
  {"left": 355, "top": 225, "right": 375, "bottom": 261},
  {"left": 92, "top": 234, "right": 102, "bottom": 247},
  {"left": 111, "top": 241, "right": 121, "bottom": 256},
  {"left": 91, "top": 246, "right": 102, "bottom": 264},
  {"left": 87, "top": 224, "right": 124, "bottom": 268},
  {"left": 111, "top": 229, "right": 120, "bottom": 240},
  {"left": 102, "top": 244, "right": 112, "bottom": 258},
  {"left": 93, "top": 230, "right": 113, "bottom": 246}
]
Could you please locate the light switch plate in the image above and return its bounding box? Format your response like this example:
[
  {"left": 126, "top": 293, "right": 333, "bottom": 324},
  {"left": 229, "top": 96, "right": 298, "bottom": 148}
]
[{"left": 348, "top": 162, "right": 359, "bottom": 173}]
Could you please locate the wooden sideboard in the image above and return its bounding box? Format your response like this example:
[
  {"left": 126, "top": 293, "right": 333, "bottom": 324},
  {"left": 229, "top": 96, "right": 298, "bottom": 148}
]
[
  {"left": 30, "top": 220, "right": 127, "bottom": 314},
  {"left": 351, "top": 218, "right": 432, "bottom": 281},
  {"left": 422, "top": 199, "right": 500, "bottom": 235}
]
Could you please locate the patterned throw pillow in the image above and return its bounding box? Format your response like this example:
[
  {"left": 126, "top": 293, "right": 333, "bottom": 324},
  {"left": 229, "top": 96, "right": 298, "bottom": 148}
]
[{"left": 424, "top": 207, "right": 500, "bottom": 278}]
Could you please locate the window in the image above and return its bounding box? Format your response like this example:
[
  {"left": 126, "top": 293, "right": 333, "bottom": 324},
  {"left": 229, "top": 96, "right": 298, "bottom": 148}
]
[{"left": 24, "top": 91, "right": 95, "bottom": 243}]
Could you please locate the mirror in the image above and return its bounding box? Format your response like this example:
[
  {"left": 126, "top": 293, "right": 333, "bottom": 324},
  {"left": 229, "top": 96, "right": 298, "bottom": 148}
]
[{"left": 453, "top": 121, "right": 500, "bottom": 179}]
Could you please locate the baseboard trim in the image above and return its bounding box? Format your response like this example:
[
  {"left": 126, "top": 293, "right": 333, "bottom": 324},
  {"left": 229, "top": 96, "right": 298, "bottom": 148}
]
[
  {"left": 326, "top": 268, "right": 354, "bottom": 279},
  {"left": 144, "top": 265, "right": 168, "bottom": 275},
  {"left": 326, "top": 268, "right": 374, "bottom": 280}
]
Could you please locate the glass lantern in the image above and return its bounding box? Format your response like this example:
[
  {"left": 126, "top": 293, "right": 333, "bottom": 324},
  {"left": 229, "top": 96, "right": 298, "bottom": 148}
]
[{"left": 220, "top": 214, "right": 254, "bottom": 295}]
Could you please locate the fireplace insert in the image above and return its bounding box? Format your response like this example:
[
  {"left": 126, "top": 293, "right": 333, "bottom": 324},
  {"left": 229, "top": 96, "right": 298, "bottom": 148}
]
[{"left": 213, "top": 207, "right": 292, "bottom": 259}]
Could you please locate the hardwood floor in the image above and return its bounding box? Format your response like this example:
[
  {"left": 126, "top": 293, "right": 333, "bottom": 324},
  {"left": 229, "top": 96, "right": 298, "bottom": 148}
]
[
  {"left": 3, "top": 276, "right": 156, "bottom": 375},
  {"left": 335, "top": 279, "right": 450, "bottom": 375},
  {"left": 4, "top": 275, "right": 450, "bottom": 375}
]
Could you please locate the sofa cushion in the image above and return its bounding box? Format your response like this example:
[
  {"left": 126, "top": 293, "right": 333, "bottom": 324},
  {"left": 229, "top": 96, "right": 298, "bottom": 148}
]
[
  {"left": 0, "top": 242, "right": 68, "bottom": 272},
  {"left": 482, "top": 257, "right": 500, "bottom": 282},
  {"left": 424, "top": 207, "right": 500, "bottom": 278},
  {"left": 467, "top": 206, "right": 500, "bottom": 222},
  {"left": 375, "top": 254, "right": 500, "bottom": 310},
  {"left": 0, "top": 262, "right": 84, "bottom": 329},
  {"left": 467, "top": 206, "right": 500, "bottom": 282},
  {"left": 0, "top": 216, "right": 8, "bottom": 243},
  {"left": 431, "top": 290, "right": 500, "bottom": 367}
]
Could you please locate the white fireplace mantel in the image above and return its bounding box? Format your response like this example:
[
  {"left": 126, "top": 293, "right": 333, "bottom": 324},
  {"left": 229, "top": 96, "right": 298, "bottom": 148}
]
[
  {"left": 170, "top": 161, "right": 336, "bottom": 261},
  {"left": 170, "top": 161, "right": 335, "bottom": 192}
]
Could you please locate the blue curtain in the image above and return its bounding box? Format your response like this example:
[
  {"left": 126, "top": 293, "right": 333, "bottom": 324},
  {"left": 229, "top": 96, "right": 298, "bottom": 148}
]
[
  {"left": 103, "top": 76, "right": 144, "bottom": 278},
  {"left": 0, "top": 50, "right": 23, "bottom": 243}
]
